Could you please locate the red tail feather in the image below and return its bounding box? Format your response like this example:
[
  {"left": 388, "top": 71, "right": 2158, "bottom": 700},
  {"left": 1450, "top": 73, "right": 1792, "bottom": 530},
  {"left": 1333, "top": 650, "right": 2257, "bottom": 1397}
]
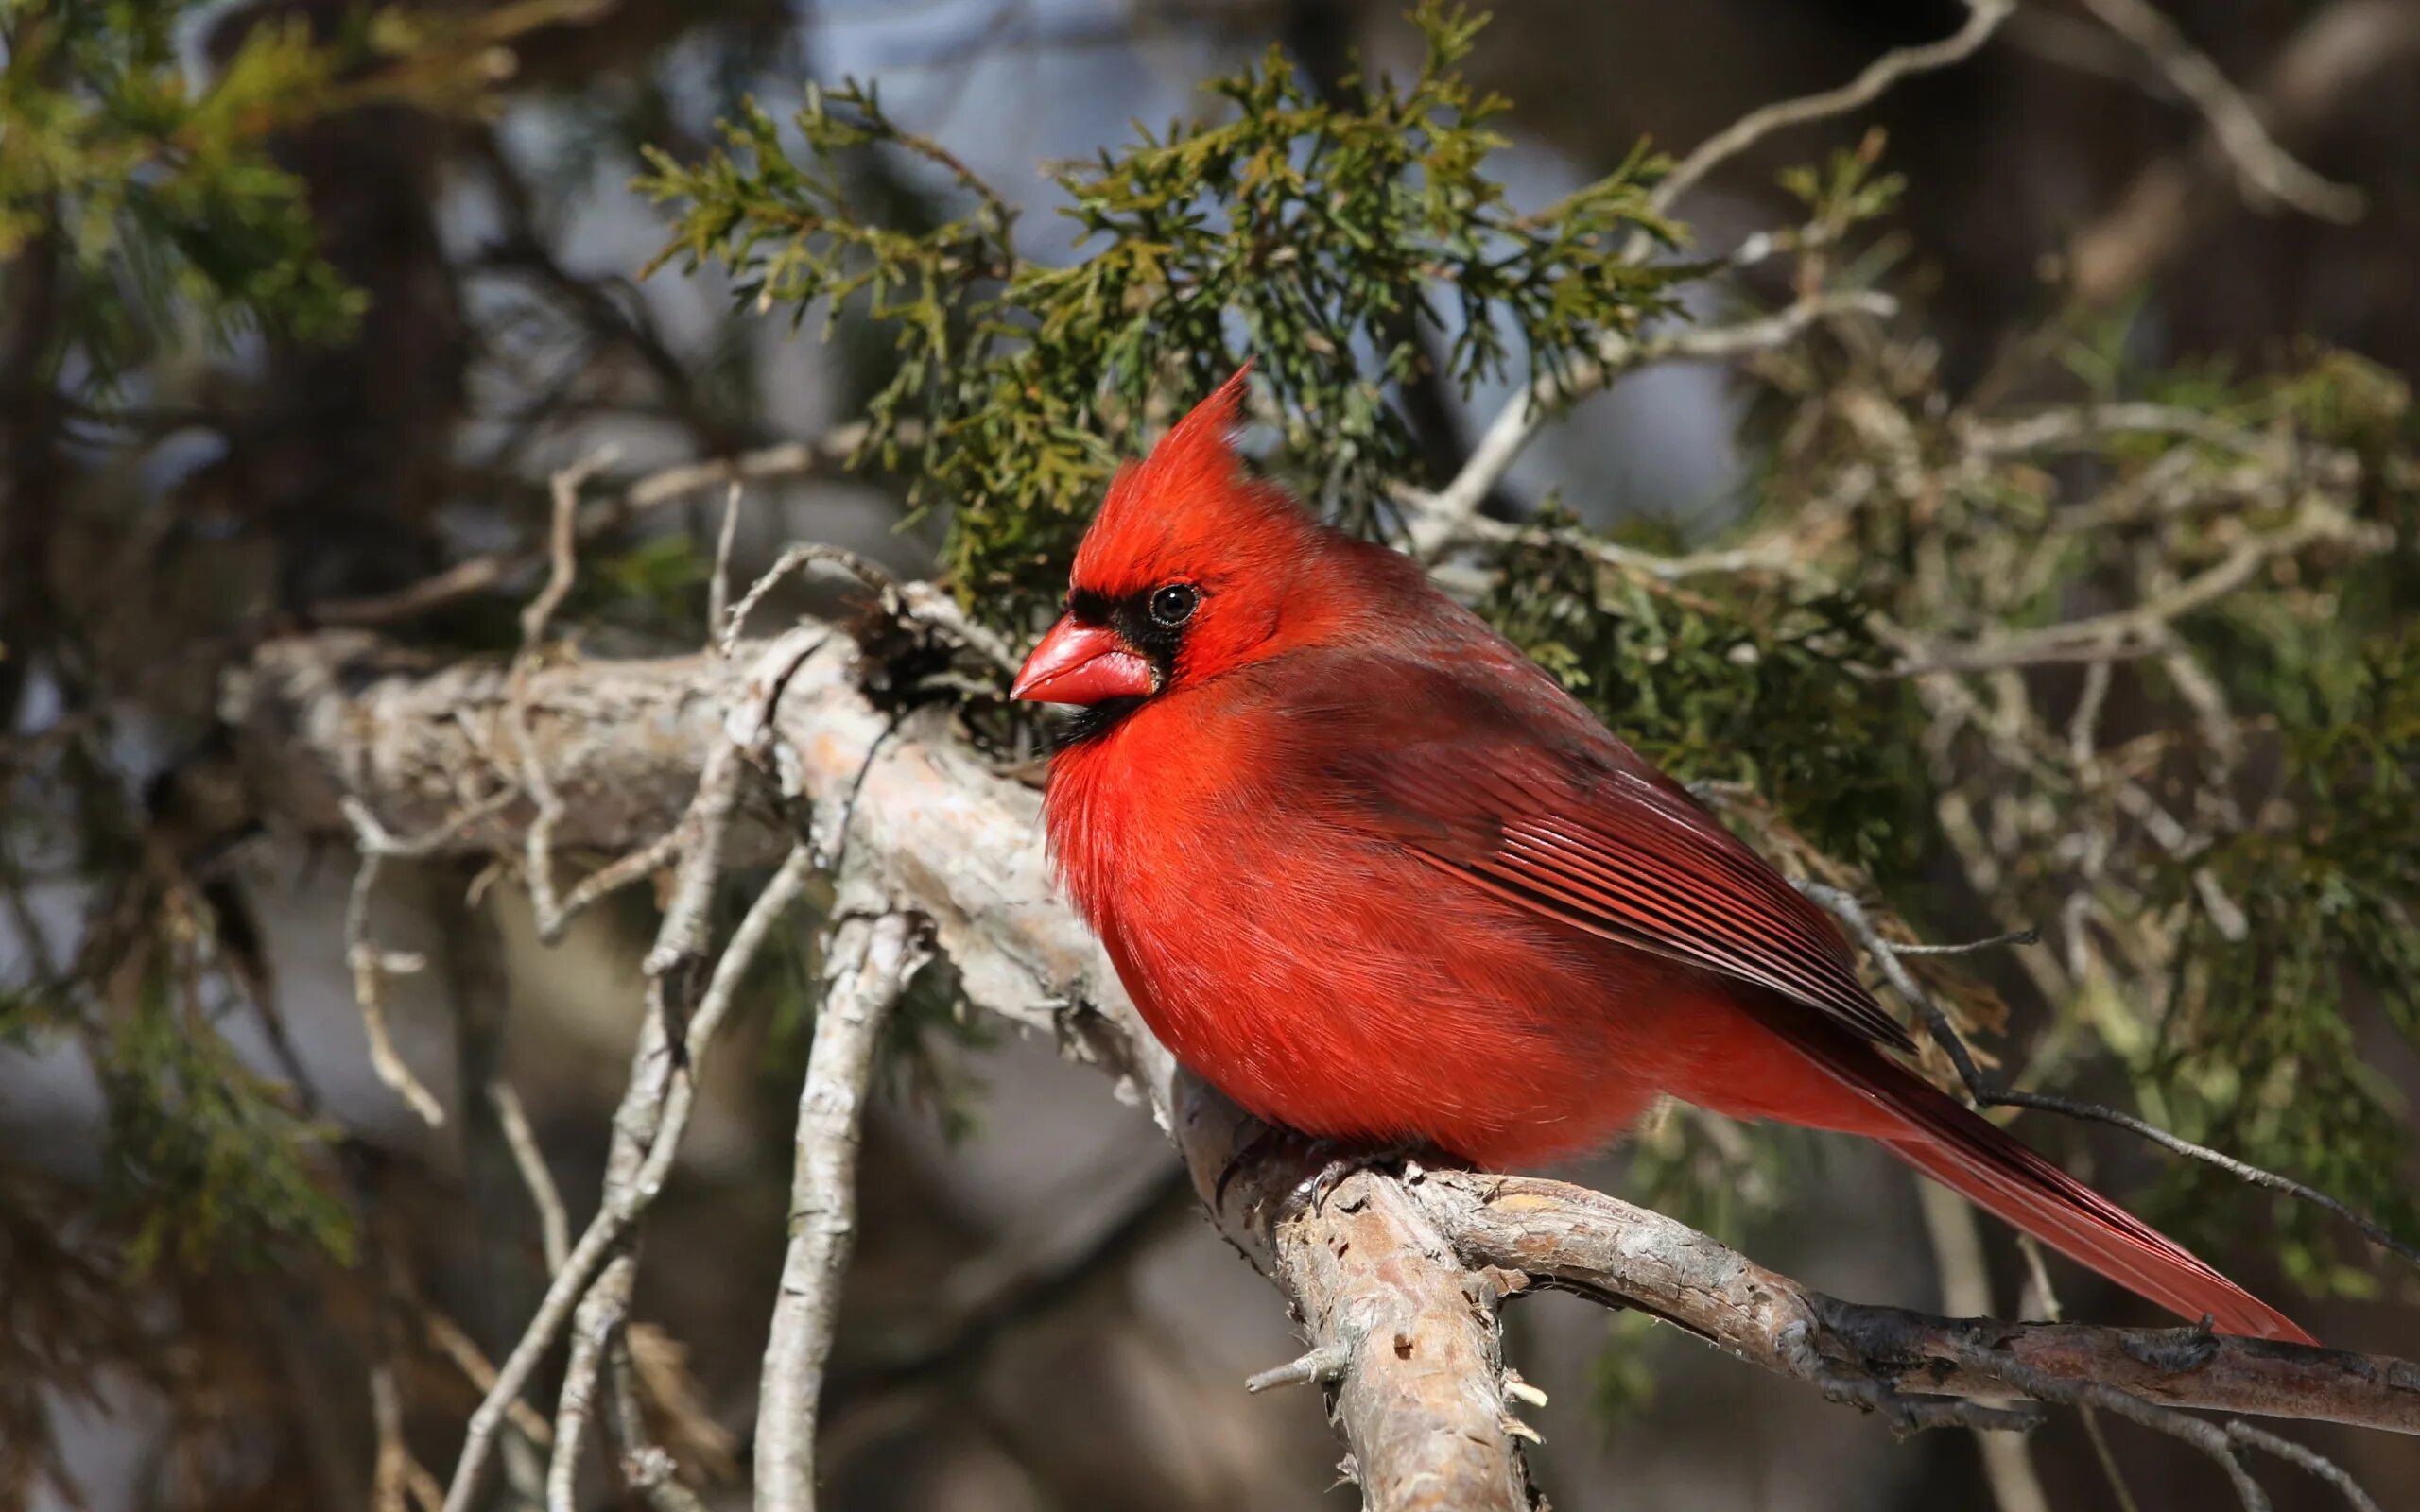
[{"left": 1780, "top": 1023, "right": 2313, "bottom": 1343}]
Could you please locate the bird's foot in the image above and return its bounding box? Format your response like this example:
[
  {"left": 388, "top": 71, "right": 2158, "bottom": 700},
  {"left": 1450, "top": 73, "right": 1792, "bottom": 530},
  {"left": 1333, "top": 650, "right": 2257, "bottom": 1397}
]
[
  {"left": 1295, "top": 1142, "right": 1381, "bottom": 1215},
  {"left": 1211, "top": 1125, "right": 1453, "bottom": 1219}
]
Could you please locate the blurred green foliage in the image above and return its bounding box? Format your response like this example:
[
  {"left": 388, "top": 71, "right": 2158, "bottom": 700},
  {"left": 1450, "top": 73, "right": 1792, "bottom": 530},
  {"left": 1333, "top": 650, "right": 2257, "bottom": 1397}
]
[
  {"left": 102, "top": 952, "right": 353, "bottom": 1276},
  {"left": 0, "top": 0, "right": 362, "bottom": 389},
  {"left": 2153, "top": 628, "right": 2420, "bottom": 1284}
]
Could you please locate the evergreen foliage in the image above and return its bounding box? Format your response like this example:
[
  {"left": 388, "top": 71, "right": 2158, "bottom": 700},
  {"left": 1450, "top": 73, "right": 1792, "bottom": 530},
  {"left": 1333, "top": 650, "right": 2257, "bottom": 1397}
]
[{"left": 642, "top": 2, "right": 1683, "bottom": 623}]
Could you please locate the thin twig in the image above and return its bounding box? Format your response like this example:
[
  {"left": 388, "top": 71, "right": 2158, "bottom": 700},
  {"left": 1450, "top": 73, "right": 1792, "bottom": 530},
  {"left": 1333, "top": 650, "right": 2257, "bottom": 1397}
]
[
  {"left": 491, "top": 1079, "right": 569, "bottom": 1274},
  {"left": 606, "top": 1333, "right": 708, "bottom": 1512},
  {"left": 372, "top": 1361, "right": 410, "bottom": 1512},
  {"left": 509, "top": 456, "right": 611, "bottom": 943},
  {"left": 756, "top": 899, "right": 931, "bottom": 1512},
  {"left": 1933, "top": 1332, "right": 2274, "bottom": 1511},
  {"left": 313, "top": 433, "right": 884, "bottom": 630},
  {"left": 547, "top": 1287, "right": 611, "bottom": 1512},
  {"left": 340, "top": 801, "right": 470, "bottom": 1128},
  {"left": 720, "top": 540, "right": 1021, "bottom": 679},
  {"left": 522, "top": 454, "right": 614, "bottom": 650},
  {"left": 707, "top": 479, "right": 744, "bottom": 641},
  {"left": 424, "top": 1309, "right": 555, "bottom": 1447},
  {"left": 2224, "top": 1420, "right": 2381, "bottom": 1512},
  {"left": 1890, "top": 925, "right": 2041, "bottom": 956},
  {"left": 567, "top": 840, "right": 822, "bottom": 1510},
  {"left": 443, "top": 636, "right": 790, "bottom": 1512},
  {"left": 2076, "top": 0, "right": 2364, "bottom": 223},
  {"left": 1895, "top": 501, "right": 2384, "bottom": 676},
  {"left": 1638, "top": 0, "right": 2014, "bottom": 226},
  {"left": 1417, "top": 290, "right": 1897, "bottom": 550}
]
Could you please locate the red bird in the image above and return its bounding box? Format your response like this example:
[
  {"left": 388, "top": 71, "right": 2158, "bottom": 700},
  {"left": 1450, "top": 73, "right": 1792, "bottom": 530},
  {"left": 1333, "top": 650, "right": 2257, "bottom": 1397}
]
[{"left": 1011, "top": 369, "right": 2311, "bottom": 1344}]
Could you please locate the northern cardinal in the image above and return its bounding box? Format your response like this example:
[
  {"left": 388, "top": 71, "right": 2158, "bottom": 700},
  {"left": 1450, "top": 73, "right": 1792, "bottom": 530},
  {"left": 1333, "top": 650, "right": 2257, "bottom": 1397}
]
[{"left": 1011, "top": 369, "right": 2310, "bottom": 1343}]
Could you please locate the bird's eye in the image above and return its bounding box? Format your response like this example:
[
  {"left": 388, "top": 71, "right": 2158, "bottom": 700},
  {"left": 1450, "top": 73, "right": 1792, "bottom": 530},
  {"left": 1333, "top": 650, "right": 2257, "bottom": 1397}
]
[{"left": 1149, "top": 583, "right": 1199, "bottom": 628}]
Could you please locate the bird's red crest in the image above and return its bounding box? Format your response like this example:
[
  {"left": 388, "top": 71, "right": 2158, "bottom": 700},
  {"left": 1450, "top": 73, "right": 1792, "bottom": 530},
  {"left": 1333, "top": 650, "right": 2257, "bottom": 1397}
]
[{"left": 1070, "top": 364, "right": 1310, "bottom": 599}]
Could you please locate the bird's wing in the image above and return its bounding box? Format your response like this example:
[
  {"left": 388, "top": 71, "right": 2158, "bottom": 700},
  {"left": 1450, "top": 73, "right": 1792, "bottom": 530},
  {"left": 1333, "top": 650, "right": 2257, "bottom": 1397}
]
[{"left": 1302, "top": 646, "right": 1914, "bottom": 1053}]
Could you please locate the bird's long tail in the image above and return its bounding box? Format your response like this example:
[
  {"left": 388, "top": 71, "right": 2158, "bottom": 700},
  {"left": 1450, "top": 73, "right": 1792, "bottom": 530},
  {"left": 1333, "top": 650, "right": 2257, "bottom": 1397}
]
[{"left": 1742, "top": 1013, "right": 2315, "bottom": 1344}]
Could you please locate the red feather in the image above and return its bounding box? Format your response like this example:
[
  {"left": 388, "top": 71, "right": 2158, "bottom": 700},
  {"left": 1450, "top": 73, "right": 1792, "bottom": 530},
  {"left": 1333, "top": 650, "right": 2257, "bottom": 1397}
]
[{"left": 1022, "top": 373, "right": 2313, "bottom": 1345}]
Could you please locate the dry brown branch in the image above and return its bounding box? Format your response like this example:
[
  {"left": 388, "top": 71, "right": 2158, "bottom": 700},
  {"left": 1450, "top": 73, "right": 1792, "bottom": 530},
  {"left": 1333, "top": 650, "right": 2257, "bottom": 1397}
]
[
  {"left": 224, "top": 615, "right": 2420, "bottom": 1510},
  {"left": 756, "top": 900, "right": 931, "bottom": 1512}
]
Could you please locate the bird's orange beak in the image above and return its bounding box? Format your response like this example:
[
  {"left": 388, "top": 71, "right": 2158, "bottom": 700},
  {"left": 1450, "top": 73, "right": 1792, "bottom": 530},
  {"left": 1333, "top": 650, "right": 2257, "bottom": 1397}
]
[{"left": 1011, "top": 616, "right": 1156, "bottom": 704}]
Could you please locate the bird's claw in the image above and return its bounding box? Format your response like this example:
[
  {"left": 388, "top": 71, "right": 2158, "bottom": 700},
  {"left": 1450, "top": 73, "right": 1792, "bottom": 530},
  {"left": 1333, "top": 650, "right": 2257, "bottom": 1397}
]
[
  {"left": 1289, "top": 1138, "right": 1436, "bottom": 1217},
  {"left": 1297, "top": 1146, "right": 1372, "bottom": 1215},
  {"left": 1213, "top": 1127, "right": 1454, "bottom": 1218}
]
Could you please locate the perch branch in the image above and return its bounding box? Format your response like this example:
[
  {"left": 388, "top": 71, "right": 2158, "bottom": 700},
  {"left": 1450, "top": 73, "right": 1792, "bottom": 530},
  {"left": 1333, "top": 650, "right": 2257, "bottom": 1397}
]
[{"left": 1425, "top": 1170, "right": 2420, "bottom": 1435}]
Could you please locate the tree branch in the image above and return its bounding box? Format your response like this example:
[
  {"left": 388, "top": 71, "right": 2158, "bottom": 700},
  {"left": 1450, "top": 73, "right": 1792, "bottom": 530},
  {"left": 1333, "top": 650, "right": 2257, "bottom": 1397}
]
[
  {"left": 756, "top": 900, "right": 931, "bottom": 1512},
  {"left": 2074, "top": 0, "right": 2364, "bottom": 224},
  {"left": 2070, "top": 0, "right": 2420, "bottom": 306},
  {"left": 1640, "top": 0, "right": 2014, "bottom": 226},
  {"left": 1425, "top": 1167, "right": 2418, "bottom": 1432}
]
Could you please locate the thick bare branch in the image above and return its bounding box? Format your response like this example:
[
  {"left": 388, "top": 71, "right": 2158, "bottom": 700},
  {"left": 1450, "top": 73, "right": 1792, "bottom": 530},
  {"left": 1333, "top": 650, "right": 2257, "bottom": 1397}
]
[{"left": 1179, "top": 1085, "right": 1539, "bottom": 1512}]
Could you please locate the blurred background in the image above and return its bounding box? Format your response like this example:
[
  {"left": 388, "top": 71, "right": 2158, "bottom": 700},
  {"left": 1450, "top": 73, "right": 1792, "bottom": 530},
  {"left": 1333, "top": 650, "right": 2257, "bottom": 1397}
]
[{"left": 5, "top": 1, "right": 2419, "bottom": 1509}]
